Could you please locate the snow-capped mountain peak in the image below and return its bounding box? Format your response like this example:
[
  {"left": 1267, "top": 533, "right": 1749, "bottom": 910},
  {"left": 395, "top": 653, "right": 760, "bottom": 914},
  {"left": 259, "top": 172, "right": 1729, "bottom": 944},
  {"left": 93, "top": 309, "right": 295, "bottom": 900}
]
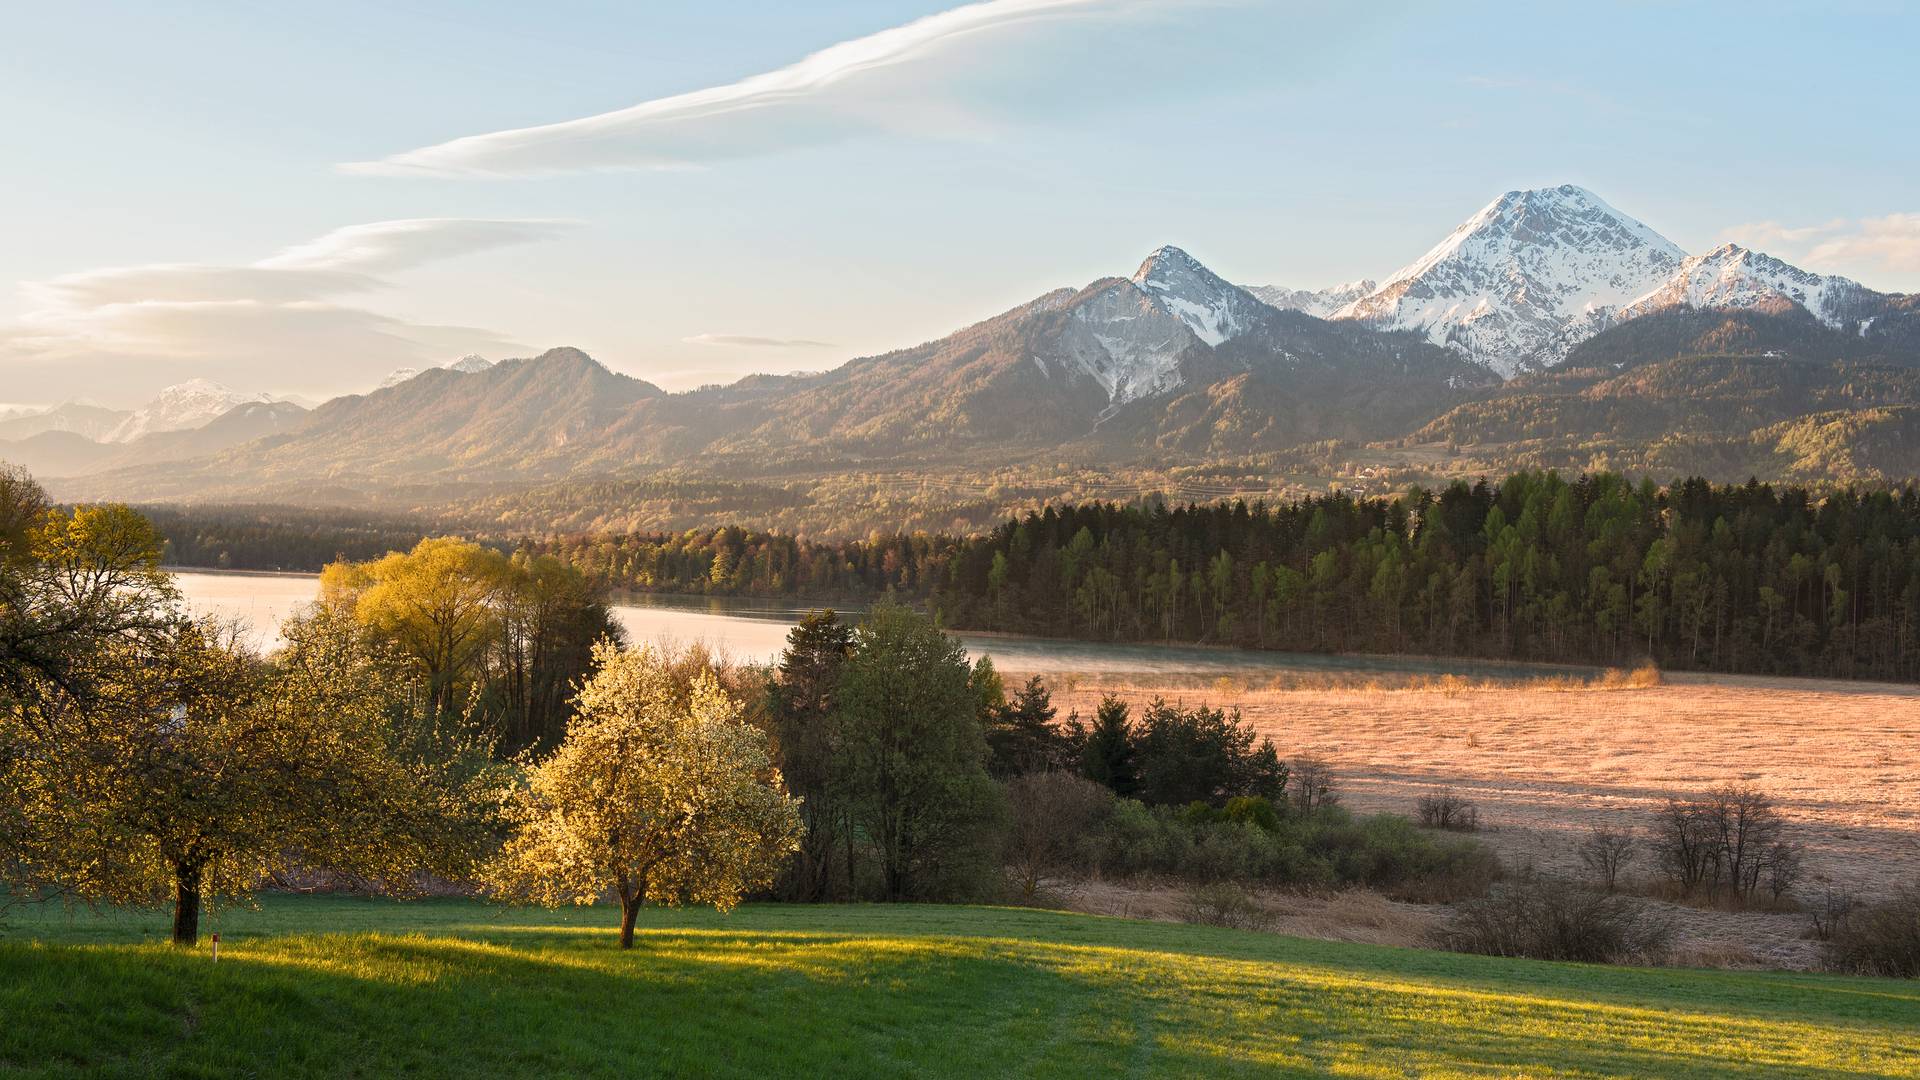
[
  {"left": 1130, "top": 245, "right": 1261, "bottom": 347},
  {"left": 105, "top": 380, "right": 274, "bottom": 443},
  {"left": 1336, "top": 184, "right": 1687, "bottom": 376},
  {"left": 446, "top": 354, "right": 494, "bottom": 374},
  {"left": 1620, "top": 242, "right": 1878, "bottom": 328}
]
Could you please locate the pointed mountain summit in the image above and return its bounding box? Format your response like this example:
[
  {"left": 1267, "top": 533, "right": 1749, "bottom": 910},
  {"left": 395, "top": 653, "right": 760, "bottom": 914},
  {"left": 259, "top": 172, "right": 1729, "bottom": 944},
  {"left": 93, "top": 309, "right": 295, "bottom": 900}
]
[
  {"left": 1335, "top": 184, "right": 1686, "bottom": 376},
  {"left": 1130, "top": 245, "right": 1269, "bottom": 347}
]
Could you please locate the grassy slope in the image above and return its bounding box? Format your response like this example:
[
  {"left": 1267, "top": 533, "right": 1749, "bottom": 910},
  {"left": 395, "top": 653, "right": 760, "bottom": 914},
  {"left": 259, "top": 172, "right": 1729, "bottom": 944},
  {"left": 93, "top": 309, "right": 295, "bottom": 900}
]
[{"left": 2, "top": 897, "right": 1916, "bottom": 1079}]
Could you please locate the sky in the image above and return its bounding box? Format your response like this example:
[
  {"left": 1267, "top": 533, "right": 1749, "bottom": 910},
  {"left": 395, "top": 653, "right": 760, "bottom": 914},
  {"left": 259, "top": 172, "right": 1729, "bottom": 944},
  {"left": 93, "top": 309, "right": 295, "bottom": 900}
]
[{"left": 3, "top": 0, "right": 1918, "bottom": 408}]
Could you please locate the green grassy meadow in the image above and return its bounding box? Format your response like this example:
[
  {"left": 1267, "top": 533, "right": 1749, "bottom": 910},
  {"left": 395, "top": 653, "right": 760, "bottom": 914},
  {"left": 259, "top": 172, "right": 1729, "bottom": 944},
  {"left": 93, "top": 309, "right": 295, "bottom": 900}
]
[{"left": 1, "top": 896, "right": 1916, "bottom": 1078}]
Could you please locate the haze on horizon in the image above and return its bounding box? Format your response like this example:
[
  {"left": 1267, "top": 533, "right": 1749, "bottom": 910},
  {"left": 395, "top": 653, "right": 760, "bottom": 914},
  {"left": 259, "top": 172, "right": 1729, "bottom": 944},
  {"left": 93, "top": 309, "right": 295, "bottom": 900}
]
[{"left": 3, "top": 0, "right": 1917, "bottom": 408}]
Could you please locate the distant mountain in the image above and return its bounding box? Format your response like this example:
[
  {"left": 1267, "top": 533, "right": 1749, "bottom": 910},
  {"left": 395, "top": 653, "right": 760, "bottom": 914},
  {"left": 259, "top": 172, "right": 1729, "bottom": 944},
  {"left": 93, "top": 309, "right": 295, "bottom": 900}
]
[
  {"left": 0, "top": 402, "right": 131, "bottom": 443},
  {"left": 105, "top": 380, "right": 280, "bottom": 443},
  {"left": 378, "top": 354, "right": 498, "bottom": 390},
  {"left": 1331, "top": 185, "right": 1686, "bottom": 376},
  {"left": 0, "top": 400, "right": 309, "bottom": 479}
]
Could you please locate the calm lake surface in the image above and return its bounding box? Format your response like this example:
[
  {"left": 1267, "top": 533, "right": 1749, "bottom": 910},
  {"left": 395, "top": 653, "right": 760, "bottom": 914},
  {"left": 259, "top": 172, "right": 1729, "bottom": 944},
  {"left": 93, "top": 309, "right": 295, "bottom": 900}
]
[{"left": 170, "top": 570, "right": 1582, "bottom": 680}]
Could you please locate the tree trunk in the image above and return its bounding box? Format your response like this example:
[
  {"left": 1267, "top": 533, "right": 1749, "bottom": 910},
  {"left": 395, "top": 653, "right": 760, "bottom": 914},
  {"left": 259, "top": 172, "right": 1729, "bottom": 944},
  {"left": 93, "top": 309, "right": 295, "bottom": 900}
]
[
  {"left": 172, "top": 860, "right": 203, "bottom": 946},
  {"left": 619, "top": 895, "right": 639, "bottom": 950}
]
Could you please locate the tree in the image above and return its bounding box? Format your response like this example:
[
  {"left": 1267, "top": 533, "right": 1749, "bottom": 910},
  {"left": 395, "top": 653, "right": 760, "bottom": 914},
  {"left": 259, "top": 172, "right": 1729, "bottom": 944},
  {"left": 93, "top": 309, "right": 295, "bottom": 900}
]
[
  {"left": 321, "top": 537, "right": 510, "bottom": 722},
  {"left": 487, "top": 642, "right": 801, "bottom": 948},
  {"left": 4, "top": 609, "right": 488, "bottom": 945},
  {"left": 768, "top": 610, "right": 856, "bottom": 901},
  {"left": 1076, "top": 695, "right": 1139, "bottom": 798},
  {"left": 1132, "top": 699, "right": 1287, "bottom": 807},
  {"left": 834, "top": 602, "right": 1005, "bottom": 901},
  {"left": 323, "top": 539, "right": 620, "bottom": 754},
  {"left": 985, "top": 675, "right": 1073, "bottom": 778}
]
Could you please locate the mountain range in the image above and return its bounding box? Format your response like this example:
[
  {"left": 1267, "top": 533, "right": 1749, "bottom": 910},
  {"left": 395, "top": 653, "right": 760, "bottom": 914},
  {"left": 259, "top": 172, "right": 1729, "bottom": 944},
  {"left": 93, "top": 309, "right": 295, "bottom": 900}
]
[{"left": 12, "top": 184, "right": 1920, "bottom": 528}]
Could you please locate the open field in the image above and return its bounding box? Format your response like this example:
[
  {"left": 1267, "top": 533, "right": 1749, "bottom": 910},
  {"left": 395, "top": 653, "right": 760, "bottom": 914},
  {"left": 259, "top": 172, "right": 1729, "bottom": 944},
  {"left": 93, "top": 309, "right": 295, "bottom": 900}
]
[
  {"left": 4, "top": 895, "right": 1918, "bottom": 1078},
  {"left": 1049, "top": 670, "right": 1920, "bottom": 967}
]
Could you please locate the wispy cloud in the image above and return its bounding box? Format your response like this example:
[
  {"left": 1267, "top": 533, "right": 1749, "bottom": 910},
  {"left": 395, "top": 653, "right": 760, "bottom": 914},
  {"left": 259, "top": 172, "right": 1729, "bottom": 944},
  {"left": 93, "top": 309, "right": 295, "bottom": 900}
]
[
  {"left": 683, "top": 333, "right": 835, "bottom": 349},
  {"left": 1719, "top": 214, "right": 1920, "bottom": 283},
  {"left": 1, "top": 219, "right": 570, "bottom": 402},
  {"left": 341, "top": 0, "right": 1187, "bottom": 177}
]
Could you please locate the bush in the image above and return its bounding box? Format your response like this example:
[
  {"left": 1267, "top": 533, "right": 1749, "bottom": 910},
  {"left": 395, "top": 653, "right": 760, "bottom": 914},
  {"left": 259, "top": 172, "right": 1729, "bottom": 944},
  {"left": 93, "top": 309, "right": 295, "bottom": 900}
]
[
  {"left": 1415, "top": 789, "right": 1480, "bottom": 831},
  {"left": 1178, "top": 882, "right": 1275, "bottom": 931},
  {"left": 1442, "top": 872, "right": 1672, "bottom": 964},
  {"left": 1825, "top": 884, "right": 1920, "bottom": 978},
  {"left": 1080, "top": 797, "right": 1497, "bottom": 900},
  {"left": 1003, "top": 772, "right": 1114, "bottom": 901}
]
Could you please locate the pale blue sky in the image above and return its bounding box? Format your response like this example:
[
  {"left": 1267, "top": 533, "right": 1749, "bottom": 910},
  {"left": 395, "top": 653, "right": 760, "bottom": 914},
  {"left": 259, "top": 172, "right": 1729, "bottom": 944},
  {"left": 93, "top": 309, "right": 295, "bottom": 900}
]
[{"left": 3, "top": 0, "right": 1915, "bottom": 405}]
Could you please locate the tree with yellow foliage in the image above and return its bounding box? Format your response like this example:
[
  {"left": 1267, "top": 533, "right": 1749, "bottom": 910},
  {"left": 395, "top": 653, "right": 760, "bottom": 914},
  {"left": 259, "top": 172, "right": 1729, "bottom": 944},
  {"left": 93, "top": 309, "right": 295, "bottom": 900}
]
[
  {"left": 486, "top": 642, "right": 801, "bottom": 948},
  {"left": 321, "top": 536, "right": 509, "bottom": 722}
]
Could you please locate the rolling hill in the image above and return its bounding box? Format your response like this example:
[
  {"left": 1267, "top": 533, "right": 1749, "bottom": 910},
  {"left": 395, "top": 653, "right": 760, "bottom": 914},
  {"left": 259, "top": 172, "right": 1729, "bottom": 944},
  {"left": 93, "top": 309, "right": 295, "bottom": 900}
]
[{"left": 3, "top": 895, "right": 1914, "bottom": 1079}]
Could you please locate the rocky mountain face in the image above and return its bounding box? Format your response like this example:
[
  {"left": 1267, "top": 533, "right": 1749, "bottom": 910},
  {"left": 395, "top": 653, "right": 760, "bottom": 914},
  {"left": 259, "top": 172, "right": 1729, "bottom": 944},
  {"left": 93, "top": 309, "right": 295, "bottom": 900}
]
[{"left": 1247, "top": 280, "right": 1376, "bottom": 318}]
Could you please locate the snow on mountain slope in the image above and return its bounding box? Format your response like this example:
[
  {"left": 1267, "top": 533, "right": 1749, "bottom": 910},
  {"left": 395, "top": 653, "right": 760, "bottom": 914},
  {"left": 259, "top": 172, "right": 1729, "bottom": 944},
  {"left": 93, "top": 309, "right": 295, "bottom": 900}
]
[
  {"left": 1042, "top": 279, "right": 1200, "bottom": 404},
  {"left": 376, "top": 354, "right": 495, "bottom": 391},
  {"left": 106, "top": 380, "right": 277, "bottom": 443},
  {"left": 1620, "top": 243, "right": 1880, "bottom": 327},
  {"left": 1130, "top": 246, "right": 1268, "bottom": 347},
  {"left": 1334, "top": 185, "right": 1686, "bottom": 377},
  {"left": 446, "top": 354, "right": 495, "bottom": 374},
  {"left": 1025, "top": 246, "right": 1281, "bottom": 406},
  {"left": 1249, "top": 280, "right": 1376, "bottom": 318}
]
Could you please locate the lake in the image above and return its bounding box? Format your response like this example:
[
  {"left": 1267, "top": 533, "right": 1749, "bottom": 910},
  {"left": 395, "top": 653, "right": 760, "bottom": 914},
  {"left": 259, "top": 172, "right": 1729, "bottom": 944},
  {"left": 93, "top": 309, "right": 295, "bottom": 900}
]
[{"left": 171, "top": 570, "right": 1583, "bottom": 681}]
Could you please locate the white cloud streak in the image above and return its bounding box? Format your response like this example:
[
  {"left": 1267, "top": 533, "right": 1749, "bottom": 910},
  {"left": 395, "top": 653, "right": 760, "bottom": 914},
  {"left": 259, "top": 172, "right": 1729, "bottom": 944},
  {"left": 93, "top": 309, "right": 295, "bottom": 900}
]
[
  {"left": 341, "top": 0, "right": 1180, "bottom": 177},
  {"left": 683, "top": 333, "right": 835, "bottom": 349}
]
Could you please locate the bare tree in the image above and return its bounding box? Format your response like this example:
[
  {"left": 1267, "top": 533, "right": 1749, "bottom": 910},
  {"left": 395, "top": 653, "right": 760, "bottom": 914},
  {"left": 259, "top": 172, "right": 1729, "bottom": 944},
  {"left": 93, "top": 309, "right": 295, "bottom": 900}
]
[
  {"left": 1003, "top": 771, "right": 1113, "bottom": 901},
  {"left": 1289, "top": 756, "right": 1338, "bottom": 813},
  {"left": 1579, "top": 825, "right": 1636, "bottom": 893}
]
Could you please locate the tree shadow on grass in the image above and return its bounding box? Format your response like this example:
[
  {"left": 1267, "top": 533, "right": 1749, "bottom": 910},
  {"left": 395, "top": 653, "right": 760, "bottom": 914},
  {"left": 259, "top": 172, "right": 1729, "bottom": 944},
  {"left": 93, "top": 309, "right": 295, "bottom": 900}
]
[{"left": 3, "top": 917, "right": 1916, "bottom": 1080}]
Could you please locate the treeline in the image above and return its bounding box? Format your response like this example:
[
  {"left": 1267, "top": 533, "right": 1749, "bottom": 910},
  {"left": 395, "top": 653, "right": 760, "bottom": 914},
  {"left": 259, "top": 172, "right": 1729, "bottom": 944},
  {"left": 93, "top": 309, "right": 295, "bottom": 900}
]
[
  {"left": 141, "top": 504, "right": 438, "bottom": 571},
  {"left": 532, "top": 472, "right": 1920, "bottom": 681}
]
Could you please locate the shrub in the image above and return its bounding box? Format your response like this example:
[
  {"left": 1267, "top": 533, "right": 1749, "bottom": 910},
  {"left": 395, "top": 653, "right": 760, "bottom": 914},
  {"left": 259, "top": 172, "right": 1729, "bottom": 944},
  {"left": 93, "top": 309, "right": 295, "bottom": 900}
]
[
  {"left": 1003, "top": 772, "right": 1114, "bottom": 901},
  {"left": 1578, "top": 826, "right": 1635, "bottom": 893},
  {"left": 1825, "top": 884, "right": 1920, "bottom": 978},
  {"left": 1178, "top": 882, "right": 1275, "bottom": 931},
  {"left": 1441, "top": 872, "right": 1672, "bottom": 964},
  {"left": 1415, "top": 789, "right": 1480, "bottom": 831},
  {"left": 1082, "top": 797, "right": 1497, "bottom": 900}
]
